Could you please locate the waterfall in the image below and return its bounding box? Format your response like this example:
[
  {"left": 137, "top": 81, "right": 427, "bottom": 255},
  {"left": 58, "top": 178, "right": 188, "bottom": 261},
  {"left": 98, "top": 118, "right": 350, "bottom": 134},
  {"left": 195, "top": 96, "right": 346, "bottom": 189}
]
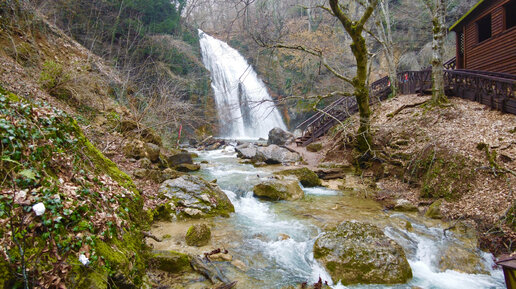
[{"left": 199, "top": 30, "right": 287, "bottom": 139}]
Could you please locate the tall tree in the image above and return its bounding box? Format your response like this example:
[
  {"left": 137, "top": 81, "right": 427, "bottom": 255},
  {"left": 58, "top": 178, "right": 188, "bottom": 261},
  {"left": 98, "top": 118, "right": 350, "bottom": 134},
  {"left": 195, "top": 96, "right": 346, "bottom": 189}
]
[
  {"left": 422, "top": 0, "right": 448, "bottom": 104},
  {"left": 328, "top": 0, "right": 378, "bottom": 156}
]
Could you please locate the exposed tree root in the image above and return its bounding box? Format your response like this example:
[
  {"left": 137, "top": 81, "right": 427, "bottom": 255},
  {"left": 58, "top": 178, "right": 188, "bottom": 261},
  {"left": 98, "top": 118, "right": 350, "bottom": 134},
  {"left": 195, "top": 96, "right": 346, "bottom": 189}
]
[{"left": 386, "top": 100, "right": 428, "bottom": 118}]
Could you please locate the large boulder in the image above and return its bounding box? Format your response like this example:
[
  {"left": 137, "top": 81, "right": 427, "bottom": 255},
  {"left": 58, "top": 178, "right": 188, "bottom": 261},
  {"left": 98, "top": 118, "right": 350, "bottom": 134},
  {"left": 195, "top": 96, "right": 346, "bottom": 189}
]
[
  {"left": 235, "top": 143, "right": 257, "bottom": 159},
  {"left": 167, "top": 152, "right": 193, "bottom": 167},
  {"left": 253, "top": 177, "right": 304, "bottom": 201},
  {"left": 158, "top": 175, "right": 234, "bottom": 219},
  {"left": 253, "top": 145, "right": 301, "bottom": 164},
  {"left": 314, "top": 221, "right": 412, "bottom": 285},
  {"left": 274, "top": 167, "right": 321, "bottom": 187},
  {"left": 268, "top": 127, "right": 294, "bottom": 146},
  {"left": 185, "top": 224, "right": 211, "bottom": 247}
]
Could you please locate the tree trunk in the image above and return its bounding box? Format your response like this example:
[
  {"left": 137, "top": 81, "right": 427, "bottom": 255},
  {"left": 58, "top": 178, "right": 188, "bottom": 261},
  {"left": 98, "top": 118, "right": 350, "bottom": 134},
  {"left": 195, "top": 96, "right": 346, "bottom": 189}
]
[
  {"left": 378, "top": 0, "right": 398, "bottom": 97},
  {"left": 430, "top": 0, "right": 448, "bottom": 104},
  {"left": 329, "top": 0, "right": 377, "bottom": 157},
  {"left": 352, "top": 36, "right": 373, "bottom": 155}
]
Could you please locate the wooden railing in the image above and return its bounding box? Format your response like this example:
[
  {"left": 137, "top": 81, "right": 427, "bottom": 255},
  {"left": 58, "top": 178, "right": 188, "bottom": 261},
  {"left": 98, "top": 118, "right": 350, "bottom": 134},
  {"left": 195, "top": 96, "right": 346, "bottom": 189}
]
[{"left": 295, "top": 60, "right": 516, "bottom": 146}]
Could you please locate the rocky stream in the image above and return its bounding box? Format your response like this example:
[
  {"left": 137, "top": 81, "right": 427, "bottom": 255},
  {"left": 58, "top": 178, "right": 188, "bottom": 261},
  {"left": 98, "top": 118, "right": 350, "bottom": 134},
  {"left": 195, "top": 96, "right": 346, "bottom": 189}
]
[{"left": 147, "top": 145, "right": 506, "bottom": 289}]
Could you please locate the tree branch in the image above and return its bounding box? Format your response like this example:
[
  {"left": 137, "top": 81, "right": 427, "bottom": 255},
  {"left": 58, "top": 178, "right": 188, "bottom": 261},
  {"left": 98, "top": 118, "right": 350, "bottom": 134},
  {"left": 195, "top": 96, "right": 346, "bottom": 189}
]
[{"left": 269, "top": 43, "right": 354, "bottom": 85}]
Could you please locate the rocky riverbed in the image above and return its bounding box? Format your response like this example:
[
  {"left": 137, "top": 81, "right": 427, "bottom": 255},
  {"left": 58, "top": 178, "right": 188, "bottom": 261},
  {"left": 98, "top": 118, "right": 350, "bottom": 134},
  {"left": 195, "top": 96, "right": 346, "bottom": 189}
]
[{"left": 143, "top": 144, "right": 507, "bottom": 289}]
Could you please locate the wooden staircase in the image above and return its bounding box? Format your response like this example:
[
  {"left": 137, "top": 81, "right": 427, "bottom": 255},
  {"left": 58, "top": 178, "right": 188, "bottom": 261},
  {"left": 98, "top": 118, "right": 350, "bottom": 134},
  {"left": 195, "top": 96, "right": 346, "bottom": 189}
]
[{"left": 295, "top": 76, "right": 392, "bottom": 146}]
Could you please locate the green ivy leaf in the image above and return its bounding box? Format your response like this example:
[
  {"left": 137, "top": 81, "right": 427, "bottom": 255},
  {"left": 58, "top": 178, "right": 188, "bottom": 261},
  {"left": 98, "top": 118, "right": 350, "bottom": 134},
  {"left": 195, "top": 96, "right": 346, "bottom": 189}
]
[{"left": 19, "top": 169, "right": 36, "bottom": 180}]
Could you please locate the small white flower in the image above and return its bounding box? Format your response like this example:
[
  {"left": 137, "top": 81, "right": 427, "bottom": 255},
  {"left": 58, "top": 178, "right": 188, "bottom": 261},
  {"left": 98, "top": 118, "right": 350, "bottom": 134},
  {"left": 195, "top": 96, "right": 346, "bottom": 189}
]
[
  {"left": 32, "top": 202, "right": 45, "bottom": 216},
  {"left": 79, "top": 254, "right": 90, "bottom": 266}
]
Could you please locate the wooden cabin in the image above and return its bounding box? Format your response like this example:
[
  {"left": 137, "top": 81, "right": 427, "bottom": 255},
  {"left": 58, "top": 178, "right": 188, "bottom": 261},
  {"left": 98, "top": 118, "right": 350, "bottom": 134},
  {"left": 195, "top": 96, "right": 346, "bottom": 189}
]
[{"left": 450, "top": 0, "right": 516, "bottom": 74}]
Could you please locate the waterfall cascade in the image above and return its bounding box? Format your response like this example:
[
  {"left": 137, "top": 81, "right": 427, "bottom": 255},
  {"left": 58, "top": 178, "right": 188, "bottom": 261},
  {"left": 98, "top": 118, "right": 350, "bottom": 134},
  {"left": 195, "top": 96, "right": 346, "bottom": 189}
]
[{"left": 199, "top": 30, "right": 287, "bottom": 139}]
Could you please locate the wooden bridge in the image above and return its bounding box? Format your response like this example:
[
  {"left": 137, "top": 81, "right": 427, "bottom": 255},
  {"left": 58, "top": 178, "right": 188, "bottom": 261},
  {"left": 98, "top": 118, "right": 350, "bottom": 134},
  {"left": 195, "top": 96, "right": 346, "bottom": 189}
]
[{"left": 295, "top": 58, "right": 516, "bottom": 146}]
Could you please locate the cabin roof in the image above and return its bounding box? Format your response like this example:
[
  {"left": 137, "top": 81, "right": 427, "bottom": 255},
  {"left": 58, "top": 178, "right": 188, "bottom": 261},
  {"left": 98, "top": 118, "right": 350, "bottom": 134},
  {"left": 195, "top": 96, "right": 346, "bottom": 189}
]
[{"left": 449, "top": 0, "right": 485, "bottom": 31}]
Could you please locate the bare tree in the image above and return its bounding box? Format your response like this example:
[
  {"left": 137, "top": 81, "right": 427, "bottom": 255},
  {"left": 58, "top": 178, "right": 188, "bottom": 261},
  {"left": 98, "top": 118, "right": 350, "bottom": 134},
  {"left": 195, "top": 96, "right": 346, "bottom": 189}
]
[{"left": 373, "top": 0, "right": 398, "bottom": 97}]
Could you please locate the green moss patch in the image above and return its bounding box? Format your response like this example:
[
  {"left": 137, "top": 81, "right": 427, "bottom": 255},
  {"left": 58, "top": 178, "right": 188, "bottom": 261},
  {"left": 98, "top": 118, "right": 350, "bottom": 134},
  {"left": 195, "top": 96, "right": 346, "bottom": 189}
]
[
  {"left": 185, "top": 224, "right": 211, "bottom": 247},
  {"left": 274, "top": 168, "right": 321, "bottom": 187},
  {"left": 0, "top": 91, "right": 147, "bottom": 288},
  {"left": 404, "top": 147, "right": 476, "bottom": 200}
]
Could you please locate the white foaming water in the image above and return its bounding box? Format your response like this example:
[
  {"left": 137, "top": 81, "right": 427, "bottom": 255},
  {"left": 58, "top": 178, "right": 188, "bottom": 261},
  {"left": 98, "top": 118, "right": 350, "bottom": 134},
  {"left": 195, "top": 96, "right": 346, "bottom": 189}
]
[
  {"left": 303, "top": 187, "right": 341, "bottom": 196},
  {"left": 193, "top": 149, "right": 505, "bottom": 289},
  {"left": 199, "top": 30, "right": 287, "bottom": 139}
]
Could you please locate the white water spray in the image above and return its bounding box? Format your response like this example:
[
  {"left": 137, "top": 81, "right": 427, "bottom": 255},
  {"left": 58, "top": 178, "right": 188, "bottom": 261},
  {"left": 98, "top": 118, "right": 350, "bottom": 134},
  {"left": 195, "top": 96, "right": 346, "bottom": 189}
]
[{"left": 199, "top": 30, "right": 287, "bottom": 139}]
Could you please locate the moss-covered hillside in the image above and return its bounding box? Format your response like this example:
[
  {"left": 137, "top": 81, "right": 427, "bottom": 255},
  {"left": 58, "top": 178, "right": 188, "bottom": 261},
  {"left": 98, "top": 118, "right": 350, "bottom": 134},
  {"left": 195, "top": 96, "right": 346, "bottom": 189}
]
[{"left": 0, "top": 89, "right": 148, "bottom": 288}]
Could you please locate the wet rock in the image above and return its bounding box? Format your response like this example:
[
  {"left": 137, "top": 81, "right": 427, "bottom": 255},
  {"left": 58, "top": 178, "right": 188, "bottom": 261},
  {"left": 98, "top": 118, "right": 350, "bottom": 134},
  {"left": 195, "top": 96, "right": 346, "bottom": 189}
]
[
  {"left": 167, "top": 152, "right": 193, "bottom": 167},
  {"left": 133, "top": 168, "right": 182, "bottom": 183},
  {"left": 275, "top": 167, "right": 321, "bottom": 187},
  {"left": 314, "top": 167, "right": 349, "bottom": 180},
  {"left": 185, "top": 224, "right": 211, "bottom": 247},
  {"left": 253, "top": 177, "right": 304, "bottom": 201},
  {"left": 393, "top": 199, "right": 418, "bottom": 212},
  {"left": 253, "top": 161, "right": 267, "bottom": 167},
  {"left": 439, "top": 246, "right": 489, "bottom": 274},
  {"left": 314, "top": 221, "right": 412, "bottom": 285},
  {"left": 159, "top": 175, "right": 235, "bottom": 218},
  {"left": 231, "top": 260, "right": 247, "bottom": 271},
  {"left": 176, "top": 163, "right": 201, "bottom": 172},
  {"left": 151, "top": 250, "right": 192, "bottom": 273},
  {"left": 425, "top": 199, "right": 443, "bottom": 219},
  {"left": 144, "top": 143, "right": 160, "bottom": 163},
  {"left": 210, "top": 253, "right": 233, "bottom": 262},
  {"left": 306, "top": 143, "right": 323, "bottom": 152},
  {"left": 278, "top": 234, "right": 290, "bottom": 240},
  {"left": 268, "top": 127, "right": 294, "bottom": 146},
  {"left": 207, "top": 141, "right": 223, "bottom": 150},
  {"left": 235, "top": 143, "right": 257, "bottom": 159},
  {"left": 253, "top": 145, "right": 301, "bottom": 164}
]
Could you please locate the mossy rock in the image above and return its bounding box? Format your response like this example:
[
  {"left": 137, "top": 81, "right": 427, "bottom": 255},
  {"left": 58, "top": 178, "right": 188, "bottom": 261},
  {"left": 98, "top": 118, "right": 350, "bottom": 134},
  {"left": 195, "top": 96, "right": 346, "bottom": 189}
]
[
  {"left": 120, "top": 119, "right": 138, "bottom": 132},
  {"left": 405, "top": 148, "right": 476, "bottom": 200},
  {"left": 274, "top": 167, "right": 321, "bottom": 187},
  {"left": 176, "top": 163, "right": 201, "bottom": 172},
  {"left": 425, "top": 199, "right": 443, "bottom": 219},
  {"left": 393, "top": 199, "right": 418, "bottom": 212},
  {"left": 306, "top": 143, "right": 323, "bottom": 152},
  {"left": 253, "top": 178, "right": 304, "bottom": 201},
  {"left": 141, "top": 127, "right": 162, "bottom": 146},
  {"left": 151, "top": 250, "right": 192, "bottom": 273},
  {"left": 185, "top": 224, "right": 211, "bottom": 247},
  {"left": 314, "top": 221, "right": 412, "bottom": 285},
  {"left": 167, "top": 152, "right": 193, "bottom": 167},
  {"left": 144, "top": 142, "right": 161, "bottom": 163},
  {"left": 159, "top": 175, "right": 234, "bottom": 218},
  {"left": 123, "top": 139, "right": 146, "bottom": 159}
]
